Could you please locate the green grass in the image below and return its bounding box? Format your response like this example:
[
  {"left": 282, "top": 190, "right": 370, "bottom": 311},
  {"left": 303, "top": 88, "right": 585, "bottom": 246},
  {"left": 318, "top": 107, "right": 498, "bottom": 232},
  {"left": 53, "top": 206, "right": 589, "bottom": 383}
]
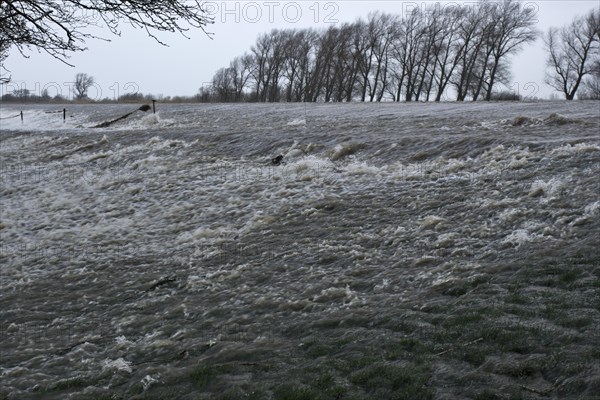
[
  {"left": 190, "top": 364, "right": 234, "bottom": 388},
  {"left": 441, "top": 275, "right": 489, "bottom": 297},
  {"left": 480, "top": 325, "right": 542, "bottom": 353},
  {"left": 495, "top": 356, "right": 554, "bottom": 378},
  {"left": 32, "top": 372, "right": 113, "bottom": 396},
  {"left": 534, "top": 263, "right": 591, "bottom": 289},
  {"left": 303, "top": 342, "right": 334, "bottom": 359},
  {"left": 333, "top": 354, "right": 381, "bottom": 374},
  {"left": 505, "top": 291, "right": 528, "bottom": 305},
  {"left": 558, "top": 316, "right": 594, "bottom": 329},
  {"left": 109, "top": 252, "right": 599, "bottom": 399},
  {"left": 385, "top": 337, "right": 429, "bottom": 360},
  {"left": 442, "top": 312, "right": 485, "bottom": 327},
  {"left": 349, "top": 363, "right": 432, "bottom": 398},
  {"left": 473, "top": 389, "right": 504, "bottom": 400},
  {"left": 273, "top": 385, "right": 318, "bottom": 400},
  {"left": 217, "top": 387, "right": 268, "bottom": 400},
  {"left": 302, "top": 336, "right": 356, "bottom": 359},
  {"left": 461, "top": 347, "right": 489, "bottom": 366},
  {"left": 313, "top": 371, "right": 335, "bottom": 389},
  {"left": 559, "top": 269, "right": 581, "bottom": 284},
  {"left": 51, "top": 376, "right": 89, "bottom": 390}
]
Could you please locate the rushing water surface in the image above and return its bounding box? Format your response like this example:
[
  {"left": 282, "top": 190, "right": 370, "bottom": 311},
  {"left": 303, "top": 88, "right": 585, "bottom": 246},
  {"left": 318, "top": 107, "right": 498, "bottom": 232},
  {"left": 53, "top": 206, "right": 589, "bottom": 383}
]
[{"left": 1, "top": 102, "right": 599, "bottom": 399}]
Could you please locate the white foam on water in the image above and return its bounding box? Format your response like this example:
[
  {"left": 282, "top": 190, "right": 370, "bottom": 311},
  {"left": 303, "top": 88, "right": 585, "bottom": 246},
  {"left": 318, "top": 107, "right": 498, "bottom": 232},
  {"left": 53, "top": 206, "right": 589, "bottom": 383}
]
[
  {"left": 374, "top": 279, "right": 390, "bottom": 291},
  {"left": 186, "top": 275, "right": 212, "bottom": 292},
  {"left": 342, "top": 161, "right": 382, "bottom": 176},
  {"left": 498, "top": 208, "right": 523, "bottom": 223},
  {"left": 528, "top": 177, "right": 566, "bottom": 199},
  {"left": 285, "top": 148, "right": 305, "bottom": 159},
  {"left": 287, "top": 118, "right": 306, "bottom": 126},
  {"left": 139, "top": 113, "right": 160, "bottom": 126},
  {"left": 501, "top": 229, "right": 539, "bottom": 247},
  {"left": 141, "top": 374, "right": 161, "bottom": 391},
  {"left": 552, "top": 142, "right": 600, "bottom": 155},
  {"left": 421, "top": 215, "right": 446, "bottom": 229},
  {"left": 584, "top": 201, "right": 600, "bottom": 215},
  {"left": 282, "top": 155, "right": 337, "bottom": 182},
  {"left": 115, "top": 336, "right": 132, "bottom": 345},
  {"left": 102, "top": 358, "right": 132, "bottom": 373},
  {"left": 435, "top": 233, "right": 460, "bottom": 248}
]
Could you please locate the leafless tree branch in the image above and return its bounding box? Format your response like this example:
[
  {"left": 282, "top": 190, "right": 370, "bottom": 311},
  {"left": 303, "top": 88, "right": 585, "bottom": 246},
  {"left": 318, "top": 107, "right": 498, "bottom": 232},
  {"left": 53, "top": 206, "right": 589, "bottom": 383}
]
[{"left": 0, "top": 0, "right": 214, "bottom": 66}]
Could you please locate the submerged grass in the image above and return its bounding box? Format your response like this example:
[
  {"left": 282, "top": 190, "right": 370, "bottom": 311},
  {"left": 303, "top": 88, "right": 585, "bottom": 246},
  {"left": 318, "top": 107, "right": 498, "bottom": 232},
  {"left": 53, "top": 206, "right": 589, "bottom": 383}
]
[
  {"left": 190, "top": 363, "right": 236, "bottom": 389},
  {"left": 349, "top": 362, "right": 432, "bottom": 398},
  {"left": 2, "top": 103, "right": 599, "bottom": 400},
  {"left": 167, "top": 252, "right": 598, "bottom": 399},
  {"left": 85, "top": 250, "right": 595, "bottom": 400}
]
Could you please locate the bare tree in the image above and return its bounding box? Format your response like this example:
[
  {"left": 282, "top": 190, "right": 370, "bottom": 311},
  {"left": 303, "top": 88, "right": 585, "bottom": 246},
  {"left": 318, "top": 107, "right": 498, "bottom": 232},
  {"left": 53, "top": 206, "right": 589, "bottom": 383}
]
[
  {"left": 229, "top": 54, "right": 254, "bottom": 102},
  {"left": 468, "top": 3, "right": 497, "bottom": 101},
  {"left": 451, "top": 5, "right": 488, "bottom": 101},
  {"left": 343, "top": 21, "right": 369, "bottom": 102},
  {"left": 432, "top": 6, "right": 465, "bottom": 101},
  {"left": 544, "top": 8, "right": 600, "bottom": 100},
  {"left": 579, "top": 59, "right": 600, "bottom": 99},
  {"left": 0, "top": 28, "right": 10, "bottom": 84},
  {"left": 206, "top": 0, "right": 546, "bottom": 104},
  {"left": 250, "top": 31, "right": 282, "bottom": 102},
  {"left": 483, "top": 0, "right": 538, "bottom": 100},
  {"left": 414, "top": 6, "right": 445, "bottom": 101},
  {"left": 0, "top": 0, "right": 213, "bottom": 65},
  {"left": 286, "top": 29, "right": 319, "bottom": 102},
  {"left": 281, "top": 30, "right": 307, "bottom": 102},
  {"left": 211, "top": 67, "right": 234, "bottom": 102},
  {"left": 250, "top": 34, "right": 269, "bottom": 102},
  {"left": 398, "top": 9, "right": 426, "bottom": 102},
  {"left": 0, "top": 48, "right": 9, "bottom": 84},
  {"left": 387, "top": 22, "right": 409, "bottom": 102},
  {"left": 359, "top": 12, "right": 398, "bottom": 102},
  {"left": 315, "top": 26, "right": 341, "bottom": 102},
  {"left": 321, "top": 23, "right": 352, "bottom": 102},
  {"left": 73, "top": 73, "right": 95, "bottom": 100}
]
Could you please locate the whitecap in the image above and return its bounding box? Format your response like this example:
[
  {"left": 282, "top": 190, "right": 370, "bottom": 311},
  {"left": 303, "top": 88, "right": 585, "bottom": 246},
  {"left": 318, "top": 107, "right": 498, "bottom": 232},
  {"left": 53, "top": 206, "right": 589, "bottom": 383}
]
[{"left": 102, "top": 358, "right": 132, "bottom": 373}]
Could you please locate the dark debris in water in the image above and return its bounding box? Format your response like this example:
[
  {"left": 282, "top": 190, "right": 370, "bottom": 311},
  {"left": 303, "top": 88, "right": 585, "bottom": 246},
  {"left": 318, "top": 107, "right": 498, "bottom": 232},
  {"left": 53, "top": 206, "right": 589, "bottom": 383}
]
[
  {"left": 509, "top": 112, "right": 584, "bottom": 127},
  {"left": 145, "top": 276, "right": 177, "bottom": 292}
]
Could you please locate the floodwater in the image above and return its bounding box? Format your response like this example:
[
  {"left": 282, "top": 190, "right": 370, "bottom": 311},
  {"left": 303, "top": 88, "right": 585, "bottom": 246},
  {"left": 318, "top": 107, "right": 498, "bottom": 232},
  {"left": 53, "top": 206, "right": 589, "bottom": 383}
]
[{"left": 1, "top": 101, "right": 599, "bottom": 399}]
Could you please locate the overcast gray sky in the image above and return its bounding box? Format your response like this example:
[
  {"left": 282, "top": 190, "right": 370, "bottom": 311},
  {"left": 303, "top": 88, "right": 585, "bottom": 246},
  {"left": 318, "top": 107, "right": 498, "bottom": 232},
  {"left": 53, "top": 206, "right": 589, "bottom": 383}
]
[{"left": 2, "top": 0, "right": 598, "bottom": 100}]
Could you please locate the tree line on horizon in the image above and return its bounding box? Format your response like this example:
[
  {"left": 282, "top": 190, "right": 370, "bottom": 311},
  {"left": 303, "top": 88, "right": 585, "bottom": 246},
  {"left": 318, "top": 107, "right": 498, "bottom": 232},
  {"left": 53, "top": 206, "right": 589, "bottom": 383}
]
[
  {"left": 2, "top": 0, "right": 598, "bottom": 103},
  {"left": 203, "top": 1, "right": 599, "bottom": 102}
]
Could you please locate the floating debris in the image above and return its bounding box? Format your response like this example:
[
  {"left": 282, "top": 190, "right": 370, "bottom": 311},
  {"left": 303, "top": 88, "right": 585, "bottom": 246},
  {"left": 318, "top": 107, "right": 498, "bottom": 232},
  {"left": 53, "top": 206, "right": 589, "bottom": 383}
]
[{"left": 93, "top": 104, "right": 151, "bottom": 128}]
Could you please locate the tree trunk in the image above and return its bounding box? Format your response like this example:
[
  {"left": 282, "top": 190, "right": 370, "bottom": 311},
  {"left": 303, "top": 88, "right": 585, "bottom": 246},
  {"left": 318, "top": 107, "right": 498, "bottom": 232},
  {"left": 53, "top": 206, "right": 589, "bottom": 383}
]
[{"left": 485, "top": 56, "right": 500, "bottom": 101}]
